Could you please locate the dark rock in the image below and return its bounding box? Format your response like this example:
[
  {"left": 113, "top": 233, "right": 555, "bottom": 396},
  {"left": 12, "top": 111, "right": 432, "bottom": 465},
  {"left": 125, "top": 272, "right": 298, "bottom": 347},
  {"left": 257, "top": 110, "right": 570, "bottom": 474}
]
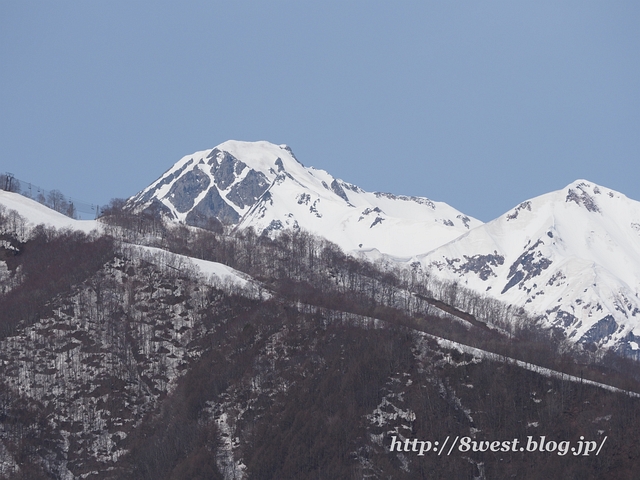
[
  {"left": 457, "top": 214, "right": 471, "bottom": 229},
  {"left": 566, "top": 184, "right": 600, "bottom": 213},
  {"left": 140, "top": 198, "right": 175, "bottom": 220},
  {"left": 186, "top": 189, "right": 239, "bottom": 226},
  {"left": 580, "top": 315, "right": 618, "bottom": 345},
  {"left": 166, "top": 169, "right": 211, "bottom": 213},
  {"left": 262, "top": 219, "right": 284, "bottom": 236},
  {"left": 330, "top": 179, "right": 350, "bottom": 203},
  {"left": 506, "top": 201, "right": 531, "bottom": 221},
  {"left": 208, "top": 150, "right": 246, "bottom": 190},
  {"left": 616, "top": 331, "right": 640, "bottom": 361},
  {"left": 370, "top": 217, "right": 384, "bottom": 228},
  {"left": 447, "top": 252, "right": 505, "bottom": 281},
  {"left": 280, "top": 145, "right": 303, "bottom": 165},
  {"left": 226, "top": 170, "right": 269, "bottom": 209},
  {"left": 502, "top": 240, "right": 552, "bottom": 294},
  {"left": 552, "top": 309, "right": 578, "bottom": 328}
]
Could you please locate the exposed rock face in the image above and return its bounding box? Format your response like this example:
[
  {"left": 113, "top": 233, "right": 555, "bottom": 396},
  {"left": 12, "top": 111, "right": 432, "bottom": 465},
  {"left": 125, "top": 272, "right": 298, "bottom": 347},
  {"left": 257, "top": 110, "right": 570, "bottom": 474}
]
[
  {"left": 209, "top": 149, "right": 245, "bottom": 190},
  {"left": 226, "top": 170, "right": 270, "bottom": 209},
  {"left": 330, "top": 178, "right": 350, "bottom": 203},
  {"left": 501, "top": 240, "right": 553, "bottom": 294},
  {"left": 185, "top": 187, "right": 238, "bottom": 226},
  {"left": 168, "top": 168, "right": 211, "bottom": 213},
  {"left": 127, "top": 146, "right": 273, "bottom": 229},
  {"left": 580, "top": 315, "right": 619, "bottom": 346},
  {"left": 566, "top": 182, "right": 600, "bottom": 213},
  {"left": 445, "top": 252, "right": 505, "bottom": 281}
]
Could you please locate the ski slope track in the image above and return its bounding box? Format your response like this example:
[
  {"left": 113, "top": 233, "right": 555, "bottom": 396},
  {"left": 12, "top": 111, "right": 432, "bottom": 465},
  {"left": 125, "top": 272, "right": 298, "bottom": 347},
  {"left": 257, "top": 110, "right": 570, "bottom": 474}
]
[
  {"left": 0, "top": 190, "right": 98, "bottom": 235},
  {"left": 126, "top": 140, "right": 481, "bottom": 258},
  {"left": 416, "top": 180, "right": 640, "bottom": 359}
]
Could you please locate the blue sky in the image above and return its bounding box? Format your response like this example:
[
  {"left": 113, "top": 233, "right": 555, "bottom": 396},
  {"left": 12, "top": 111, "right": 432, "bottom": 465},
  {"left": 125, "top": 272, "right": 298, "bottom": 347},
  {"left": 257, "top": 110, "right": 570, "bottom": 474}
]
[{"left": 1, "top": 1, "right": 638, "bottom": 221}]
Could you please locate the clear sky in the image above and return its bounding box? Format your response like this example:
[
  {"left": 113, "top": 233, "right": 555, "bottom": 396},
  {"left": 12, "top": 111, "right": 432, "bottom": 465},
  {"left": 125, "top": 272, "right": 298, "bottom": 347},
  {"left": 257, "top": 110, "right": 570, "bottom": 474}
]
[{"left": 1, "top": 1, "right": 638, "bottom": 222}]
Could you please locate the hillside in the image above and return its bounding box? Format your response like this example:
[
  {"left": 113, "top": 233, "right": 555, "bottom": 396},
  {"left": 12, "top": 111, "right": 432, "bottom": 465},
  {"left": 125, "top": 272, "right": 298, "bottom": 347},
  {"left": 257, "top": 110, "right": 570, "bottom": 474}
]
[{"left": 1, "top": 185, "right": 640, "bottom": 478}]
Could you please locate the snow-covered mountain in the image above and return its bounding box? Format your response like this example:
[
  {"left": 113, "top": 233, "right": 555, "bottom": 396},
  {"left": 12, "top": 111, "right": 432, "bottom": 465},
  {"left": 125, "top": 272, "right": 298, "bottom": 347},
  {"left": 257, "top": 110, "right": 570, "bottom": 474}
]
[
  {"left": 415, "top": 180, "right": 640, "bottom": 359},
  {"left": 126, "top": 140, "right": 481, "bottom": 257}
]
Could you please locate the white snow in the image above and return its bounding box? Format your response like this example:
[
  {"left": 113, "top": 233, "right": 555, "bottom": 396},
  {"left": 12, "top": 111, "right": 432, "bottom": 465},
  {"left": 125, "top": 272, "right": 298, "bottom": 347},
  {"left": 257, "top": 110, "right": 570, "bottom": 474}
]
[
  {"left": 129, "top": 245, "right": 266, "bottom": 298},
  {"left": 0, "top": 190, "right": 99, "bottom": 233}
]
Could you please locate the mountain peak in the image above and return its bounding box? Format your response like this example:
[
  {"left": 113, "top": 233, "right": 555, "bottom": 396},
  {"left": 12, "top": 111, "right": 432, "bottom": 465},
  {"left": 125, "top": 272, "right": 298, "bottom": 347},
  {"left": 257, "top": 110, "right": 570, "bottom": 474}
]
[
  {"left": 417, "top": 178, "right": 640, "bottom": 358},
  {"left": 500, "top": 180, "right": 631, "bottom": 227},
  {"left": 127, "top": 140, "right": 482, "bottom": 257},
  {"left": 213, "top": 140, "right": 304, "bottom": 173}
]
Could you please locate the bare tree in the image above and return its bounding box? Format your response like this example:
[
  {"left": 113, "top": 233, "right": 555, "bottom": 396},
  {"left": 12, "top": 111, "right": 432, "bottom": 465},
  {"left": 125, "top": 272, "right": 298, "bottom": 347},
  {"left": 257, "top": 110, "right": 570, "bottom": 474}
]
[{"left": 47, "top": 189, "right": 69, "bottom": 213}]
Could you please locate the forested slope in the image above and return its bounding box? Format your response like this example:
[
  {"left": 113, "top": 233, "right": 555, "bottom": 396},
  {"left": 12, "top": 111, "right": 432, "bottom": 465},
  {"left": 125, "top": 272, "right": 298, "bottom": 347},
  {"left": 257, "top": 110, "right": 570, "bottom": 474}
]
[{"left": 0, "top": 205, "right": 638, "bottom": 479}]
